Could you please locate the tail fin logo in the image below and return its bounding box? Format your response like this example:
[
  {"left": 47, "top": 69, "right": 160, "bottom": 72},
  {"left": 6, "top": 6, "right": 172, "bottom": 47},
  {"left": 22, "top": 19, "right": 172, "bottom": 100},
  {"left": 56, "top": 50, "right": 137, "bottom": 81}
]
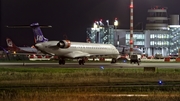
[
  {"left": 6, "top": 38, "right": 13, "bottom": 47},
  {"left": 36, "top": 35, "right": 44, "bottom": 42}
]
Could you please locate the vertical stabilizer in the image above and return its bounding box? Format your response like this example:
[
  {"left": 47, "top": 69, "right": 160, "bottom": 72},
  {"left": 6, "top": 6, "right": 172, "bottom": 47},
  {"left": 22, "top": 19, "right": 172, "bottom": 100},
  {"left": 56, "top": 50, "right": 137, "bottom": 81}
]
[
  {"left": 30, "top": 23, "right": 48, "bottom": 43},
  {"left": 6, "top": 38, "right": 17, "bottom": 48},
  {"left": 6, "top": 38, "right": 20, "bottom": 51}
]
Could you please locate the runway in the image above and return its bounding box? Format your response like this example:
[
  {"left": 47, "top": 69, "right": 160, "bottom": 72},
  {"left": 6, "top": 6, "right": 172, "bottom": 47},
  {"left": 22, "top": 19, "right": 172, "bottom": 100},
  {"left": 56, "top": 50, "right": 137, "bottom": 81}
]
[{"left": 0, "top": 62, "right": 180, "bottom": 68}]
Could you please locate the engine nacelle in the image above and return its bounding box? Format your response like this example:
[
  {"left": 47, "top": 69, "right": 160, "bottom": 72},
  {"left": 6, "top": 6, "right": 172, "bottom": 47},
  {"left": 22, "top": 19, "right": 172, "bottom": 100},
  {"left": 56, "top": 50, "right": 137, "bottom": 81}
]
[{"left": 57, "top": 40, "right": 71, "bottom": 48}]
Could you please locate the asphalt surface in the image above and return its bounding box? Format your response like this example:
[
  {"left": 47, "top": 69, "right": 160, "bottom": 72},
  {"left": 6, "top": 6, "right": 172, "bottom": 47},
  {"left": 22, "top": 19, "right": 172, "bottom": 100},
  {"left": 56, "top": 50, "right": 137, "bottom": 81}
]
[{"left": 0, "top": 62, "right": 180, "bottom": 68}]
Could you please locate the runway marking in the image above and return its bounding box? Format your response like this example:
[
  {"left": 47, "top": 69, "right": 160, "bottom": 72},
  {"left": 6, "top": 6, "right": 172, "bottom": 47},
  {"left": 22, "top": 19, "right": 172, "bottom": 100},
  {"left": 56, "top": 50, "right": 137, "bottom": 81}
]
[
  {"left": 87, "top": 94, "right": 149, "bottom": 97},
  {"left": 111, "top": 94, "right": 149, "bottom": 97}
]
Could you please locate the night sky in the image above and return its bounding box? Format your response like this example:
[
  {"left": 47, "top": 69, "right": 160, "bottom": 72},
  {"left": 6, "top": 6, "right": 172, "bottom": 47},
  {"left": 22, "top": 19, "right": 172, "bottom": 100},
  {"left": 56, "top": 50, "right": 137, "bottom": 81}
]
[{"left": 1, "top": 0, "right": 180, "bottom": 47}]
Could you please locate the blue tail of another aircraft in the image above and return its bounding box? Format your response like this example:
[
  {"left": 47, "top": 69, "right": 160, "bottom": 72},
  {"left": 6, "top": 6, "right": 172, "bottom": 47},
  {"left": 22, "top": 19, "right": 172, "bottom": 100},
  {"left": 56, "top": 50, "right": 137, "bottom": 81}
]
[{"left": 30, "top": 23, "right": 48, "bottom": 43}]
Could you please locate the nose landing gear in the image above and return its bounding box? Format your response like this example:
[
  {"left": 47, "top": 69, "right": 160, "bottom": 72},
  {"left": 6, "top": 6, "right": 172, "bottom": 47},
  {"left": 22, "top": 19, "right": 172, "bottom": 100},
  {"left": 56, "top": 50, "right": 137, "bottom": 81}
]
[{"left": 111, "top": 58, "right": 117, "bottom": 63}]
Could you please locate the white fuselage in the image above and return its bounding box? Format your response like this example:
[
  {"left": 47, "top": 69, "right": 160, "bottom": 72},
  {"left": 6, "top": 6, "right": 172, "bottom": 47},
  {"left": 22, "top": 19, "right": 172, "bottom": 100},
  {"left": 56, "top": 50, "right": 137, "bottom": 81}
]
[{"left": 35, "top": 41, "right": 119, "bottom": 58}]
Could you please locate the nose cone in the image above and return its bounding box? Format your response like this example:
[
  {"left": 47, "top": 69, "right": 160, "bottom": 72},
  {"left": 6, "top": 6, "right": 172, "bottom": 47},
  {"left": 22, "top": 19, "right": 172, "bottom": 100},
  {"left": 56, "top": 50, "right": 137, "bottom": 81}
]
[
  {"left": 35, "top": 43, "right": 42, "bottom": 50},
  {"left": 136, "top": 49, "right": 143, "bottom": 55},
  {"left": 138, "top": 49, "right": 143, "bottom": 55},
  {"left": 115, "top": 49, "right": 120, "bottom": 54}
]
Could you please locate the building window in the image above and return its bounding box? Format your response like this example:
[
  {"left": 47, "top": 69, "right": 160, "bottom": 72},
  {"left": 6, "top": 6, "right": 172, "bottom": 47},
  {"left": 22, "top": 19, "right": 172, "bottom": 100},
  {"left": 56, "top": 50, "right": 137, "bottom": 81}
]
[
  {"left": 150, "top": 34, "right": 154, "bottom": 38},
  {"left": 126, "top": 34, "right": 130, "bottom": 39},
  {"left": 150, "top": 41, "right": 153, "bottom": 45}
]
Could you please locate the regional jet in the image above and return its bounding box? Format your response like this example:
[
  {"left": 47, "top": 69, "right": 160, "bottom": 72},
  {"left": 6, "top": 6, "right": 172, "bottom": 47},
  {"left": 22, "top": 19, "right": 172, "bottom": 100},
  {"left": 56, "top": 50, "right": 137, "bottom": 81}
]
[
  {"left": 117, "top": 46, "right": 143, "bottom": 56},
  {"left": 31, "top": 23, "right": 120, "bottom": 65}
]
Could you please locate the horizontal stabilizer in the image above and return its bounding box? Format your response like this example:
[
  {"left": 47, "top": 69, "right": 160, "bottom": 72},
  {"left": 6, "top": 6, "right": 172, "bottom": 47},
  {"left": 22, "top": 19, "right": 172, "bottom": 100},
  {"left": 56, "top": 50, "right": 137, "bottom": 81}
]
[{"left": 6, "top": 25, "right": 52, "bottom": 28}]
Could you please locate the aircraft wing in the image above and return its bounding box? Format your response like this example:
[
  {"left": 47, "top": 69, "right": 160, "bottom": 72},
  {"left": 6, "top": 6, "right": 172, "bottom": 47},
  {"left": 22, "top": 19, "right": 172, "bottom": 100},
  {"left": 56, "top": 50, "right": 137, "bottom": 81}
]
[
  {"left": 9, "top": 52, "right": 44, "bottom": 56},
  {"left": 36, "top": 50, "right": 55, "bottom": 56},
  {"left": 64, "top": 51, "right": 91, "bottom": 58},
  {"left": 9, "top": 52, "right": 35, "bottom": 55},
  {"left": 8, "top": 50, "right": 53, "bottom": 56}
]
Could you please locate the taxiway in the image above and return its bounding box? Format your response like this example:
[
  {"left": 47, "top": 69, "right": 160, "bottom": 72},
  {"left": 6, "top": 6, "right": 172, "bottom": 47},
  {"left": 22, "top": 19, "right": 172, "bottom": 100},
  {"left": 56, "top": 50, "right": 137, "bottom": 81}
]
[{"left": 0, "top": 62, "right": 180, "bottom": 68}]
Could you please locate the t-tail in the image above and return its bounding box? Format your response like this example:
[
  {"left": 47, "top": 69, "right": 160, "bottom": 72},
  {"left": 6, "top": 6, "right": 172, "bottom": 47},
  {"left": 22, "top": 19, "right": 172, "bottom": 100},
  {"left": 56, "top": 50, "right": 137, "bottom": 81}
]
[{"left": 30, "top": 23, "right": 48, "bottom": 43}]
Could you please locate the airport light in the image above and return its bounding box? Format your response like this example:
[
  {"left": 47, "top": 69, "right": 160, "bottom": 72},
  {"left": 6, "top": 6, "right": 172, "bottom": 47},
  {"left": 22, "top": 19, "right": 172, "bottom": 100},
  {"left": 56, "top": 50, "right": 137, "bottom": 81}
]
[
  {"left": 100, "top": 66, "right": 104, "bottom": 70},
  {"left": 99, "top": 19, "right": 104, "bottom": 27},
  {"left": 158, "top": 80, "right": 163, "bottom": 85},
  {"left": 13, "top": 51, "right": 16, "bottom": 54},
  {"left": 129, "top": 40, "right": 133, "bottom": 44},
  {"left": 114, "top": 18, "right": 118, "bottom": 27},
  {"left": 114, "top": 18, "right": 119, "bottom": 47},
  {"left": 106, "top": 20, "right": 109, "bottom": 26},
  {"left": 93, "top": 22, "right": 98, "bottom": 29}
]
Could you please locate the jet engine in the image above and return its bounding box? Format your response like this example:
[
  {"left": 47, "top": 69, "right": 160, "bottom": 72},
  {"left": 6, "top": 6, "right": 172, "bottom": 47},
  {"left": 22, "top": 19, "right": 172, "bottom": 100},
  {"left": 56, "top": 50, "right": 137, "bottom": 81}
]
[{"left": 57, "top": 40, "right": 71, "bottom": 48}]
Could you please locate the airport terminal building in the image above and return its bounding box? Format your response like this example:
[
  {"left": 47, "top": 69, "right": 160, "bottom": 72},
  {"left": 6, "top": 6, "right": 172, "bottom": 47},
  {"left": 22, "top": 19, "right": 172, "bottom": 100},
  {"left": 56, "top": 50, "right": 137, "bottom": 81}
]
[{"left": 86, "top": 7, "right": 180, "bottom": 57}]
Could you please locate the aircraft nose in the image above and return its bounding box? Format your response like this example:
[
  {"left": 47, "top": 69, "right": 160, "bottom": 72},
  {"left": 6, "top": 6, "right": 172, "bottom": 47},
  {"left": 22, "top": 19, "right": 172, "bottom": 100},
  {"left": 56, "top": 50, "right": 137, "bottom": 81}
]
[
  {"left": 35, "top": 43, "right": 42, "bottom": 50},
  {"left": 116, "top": 49, "right": 119, "bottom": 54}
]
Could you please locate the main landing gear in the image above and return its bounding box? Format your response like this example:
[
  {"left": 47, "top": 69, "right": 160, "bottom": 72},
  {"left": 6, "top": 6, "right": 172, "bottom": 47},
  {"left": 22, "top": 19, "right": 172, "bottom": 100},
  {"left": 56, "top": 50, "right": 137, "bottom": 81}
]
[
  {"left": 78, "top": 59, "right": 85, "bottom": 65},
  {"left": 58, "top": 58, "right": 116, "bottom": 65},
  {"left": 58, "top": 57, "right": 85, "bottom": 65},
  {"left": 58, "top": 58, "right": 65, "bottom": 65}
]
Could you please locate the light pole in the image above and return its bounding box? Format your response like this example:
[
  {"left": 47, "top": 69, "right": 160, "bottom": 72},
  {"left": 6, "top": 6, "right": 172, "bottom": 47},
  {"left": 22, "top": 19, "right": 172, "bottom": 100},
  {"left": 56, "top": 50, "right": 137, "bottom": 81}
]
[
  {"left": 129, "top": 0, "right": 134, "bottom": 56},
  {"left": 114, "top": 18, "right": 119, "bottom": 47}
]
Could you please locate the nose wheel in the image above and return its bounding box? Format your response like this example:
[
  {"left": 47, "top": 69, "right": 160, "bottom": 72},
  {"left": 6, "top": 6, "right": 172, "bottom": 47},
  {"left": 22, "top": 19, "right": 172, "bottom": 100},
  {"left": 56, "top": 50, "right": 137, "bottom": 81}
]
[{"left": 111, "top": 58, "right": 117, "bottom": 63}]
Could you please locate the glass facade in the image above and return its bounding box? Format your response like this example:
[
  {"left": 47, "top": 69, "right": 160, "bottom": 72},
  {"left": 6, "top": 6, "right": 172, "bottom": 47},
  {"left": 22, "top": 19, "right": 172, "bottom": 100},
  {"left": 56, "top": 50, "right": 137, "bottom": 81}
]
[
  {"left": 149, "top": 32, "right": 170, "bottom": 47},
  {"left": 87, "top": 25, "right": 114, "bottom": 44},
  {"left": 87, "top": 25, "right": 180, "bottom": 56},
  {"left": 168, "top": 25, "right": 180, "bottom": 55},
  {"left": 125, "top": 32, "right": 145, "bottom": 46}
]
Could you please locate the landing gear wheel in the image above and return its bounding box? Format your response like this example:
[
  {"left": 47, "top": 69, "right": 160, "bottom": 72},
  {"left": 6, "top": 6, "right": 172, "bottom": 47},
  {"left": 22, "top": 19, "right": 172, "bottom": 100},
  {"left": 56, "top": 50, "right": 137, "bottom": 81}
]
[
  {"left": 78, "top": 60, "right": 85, "bottom": 65},
  {"left": 62, "top": 60, "right": 65, "bottom": 65},
  {"left": 78, "top": 60, "right": 81, "bottom": 65},
  {"left": 59, "top": 60, "right": 62, "bottom": 65},
  {"left": 137, "top": 62, "right": 139, "bottom": 65},
  {"left": 59, "top": 59, "right": 65, "bottom": 65},
  {"left": 111, "top": 58, "right": 117, "bottom": 63}
]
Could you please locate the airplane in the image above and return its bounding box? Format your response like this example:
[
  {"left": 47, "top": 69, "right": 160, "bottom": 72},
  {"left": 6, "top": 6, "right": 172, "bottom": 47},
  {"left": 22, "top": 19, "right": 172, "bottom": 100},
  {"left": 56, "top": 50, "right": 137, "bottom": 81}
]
[
  {"left": 116, "top": 46, "right": 143, "bottom": 56},
  {"left": 6, "top": 38, "right": 39, "bottom": 55},
  {"left": 31, "top": 23, "right": 120, "bottom": 65}
]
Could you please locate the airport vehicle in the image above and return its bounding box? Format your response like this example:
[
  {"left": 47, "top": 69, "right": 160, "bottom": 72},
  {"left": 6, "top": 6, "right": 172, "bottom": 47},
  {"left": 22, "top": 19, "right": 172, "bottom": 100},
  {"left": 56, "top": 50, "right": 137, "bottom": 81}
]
[
  {"left": 6, "top": 38, "right": 38, "bottom": 55},
  {"left": 154, "top": 53, "right": 163, "bottom": 59},
  {"left": 130, "top": 54, "right": 141, "bottom": 65},
  {"left": 31, "top": 23, "right": 119, "bottom": 65}
]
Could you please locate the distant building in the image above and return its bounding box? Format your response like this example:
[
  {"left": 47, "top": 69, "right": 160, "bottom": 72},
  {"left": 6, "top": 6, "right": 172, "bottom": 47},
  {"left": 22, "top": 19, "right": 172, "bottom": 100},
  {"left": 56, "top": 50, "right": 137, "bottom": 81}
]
[{"left": 86, "top": 6, "right": 180, "bottom": 57}]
